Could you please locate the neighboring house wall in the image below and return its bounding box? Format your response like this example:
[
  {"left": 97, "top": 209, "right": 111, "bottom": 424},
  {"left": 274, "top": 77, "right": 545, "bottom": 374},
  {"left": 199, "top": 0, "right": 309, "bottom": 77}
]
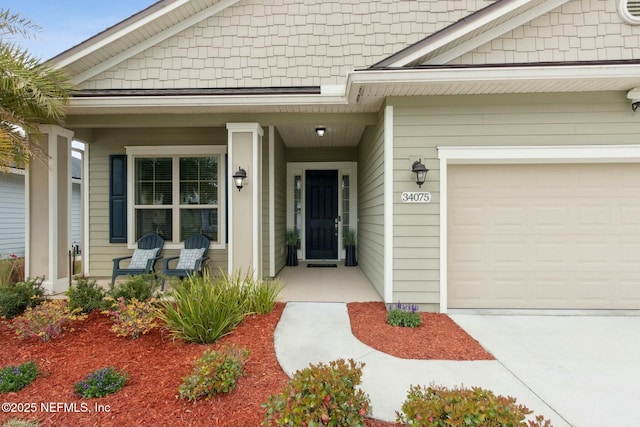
[
  {"left": 79, "top": 0, "right": 490, "bottom": 90},
  {"left": 272, "top": 128, "right": 287, "bottom": 276},
  {"left": 357, "top": 110, "right": 386, "bottom": 298},
  {"left": 389, "top": 90, "right": 640, "bottom": 309},
  {"left": 0, "top": 172, "right": 25, "bottom": 258},
  {"left": 87, "top": 127, "right": 229, "bottom": 277},
  {"left": 450, "top": 0, "right": 640, "bottom": 65}
]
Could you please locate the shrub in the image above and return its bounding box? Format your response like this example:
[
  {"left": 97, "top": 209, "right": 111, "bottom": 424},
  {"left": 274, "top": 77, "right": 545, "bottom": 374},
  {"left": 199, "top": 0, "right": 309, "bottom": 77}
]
[
  {"left": 105, "top": 297, "right": 160, "bottom": 339},
  {"left": 0, "top": 254, "right": 25, "bottom": 287},
  {"left": 386, "top": 302, "right": 422, "bottom": 328},
  {"left": 74, "top": 366, "right": 128, "bottom": 398},
  {"left": 159, "top": 274, "right": 247, "bottom": 344},
  {"left": 11, "top": 300, "right": 87, "bottom": 342},
  {"left": 0, "top": 361, "right": 39, "bottom": 393},
  {"left": 229, "top": 270, "right": 282, "bottom": 315},
  {"left": 262, "top": 358, "right": 371, "bottom": 427},
  {"left": 179, "top": 345, "right": 249, "bottom": 401},
  {"left": 0, "top": 278, "right": 45, "bottom": 319},
  {"left": 396, "top": 384, "right": 553, "bottom": 427},
  {"left": 66, "top": 277, "right": 106, "bottom": 313},
  {"left": 108, "top": 274, "right": 160, "bottom": 303}
]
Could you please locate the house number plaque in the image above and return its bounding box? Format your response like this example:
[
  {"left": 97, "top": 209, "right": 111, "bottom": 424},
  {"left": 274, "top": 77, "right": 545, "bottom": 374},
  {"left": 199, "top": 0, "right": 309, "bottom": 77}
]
[{"left": 401, "top": 192, "right": 431, "bottom": 203}]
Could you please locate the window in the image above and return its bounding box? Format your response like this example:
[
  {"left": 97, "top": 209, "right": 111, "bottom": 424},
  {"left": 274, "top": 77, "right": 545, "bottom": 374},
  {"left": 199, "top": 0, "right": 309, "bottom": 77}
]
[{"left": 126, "top": 146, "right": 226, "bottom": 249}]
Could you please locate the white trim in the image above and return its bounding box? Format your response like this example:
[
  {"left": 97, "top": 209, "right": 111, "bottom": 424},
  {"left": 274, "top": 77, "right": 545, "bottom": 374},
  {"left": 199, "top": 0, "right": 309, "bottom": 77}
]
[
  {"left": 8, "top": 168, "right": 25, "bottom": 176},
  {"left": 227, "top": 130, "right": 235, "bottom": 274},
  {"left": 437, "top": 144, "right": 640, "bottom": 313},
  {"left": 72, "top": 0, "right": 242, "bottom": 84},
  {"left": 424, "top": 0, "right": 569, "bottom": 65},
  {"left": 82, "top": 143, "right": 90, "bottom": 276},
  {"left": 125, "top": 145, "right": 227, "bottom": 250},
  {"left": 47, "top": 132, "right": 57, "bottom": 292},
  {"left": 383, "top": 106, "right": 394, "bottom": 304},
  {"left": 286, "top": 162, "right": 358, "bottom": 261},
  {"left": 24, "top": 163, "right": 30, "bottom": 276},
  {"left": 268, "top": 126, "right": 275, "bottom": 277}
]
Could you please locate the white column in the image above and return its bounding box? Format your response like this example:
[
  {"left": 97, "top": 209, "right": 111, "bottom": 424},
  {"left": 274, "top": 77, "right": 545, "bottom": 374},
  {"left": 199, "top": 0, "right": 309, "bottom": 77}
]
[
  {"left": 226, "top": 123, "right": 263, "bottom": 278},
  {"left": 27, "top": 125, "right": 74, "bottom": 294}
]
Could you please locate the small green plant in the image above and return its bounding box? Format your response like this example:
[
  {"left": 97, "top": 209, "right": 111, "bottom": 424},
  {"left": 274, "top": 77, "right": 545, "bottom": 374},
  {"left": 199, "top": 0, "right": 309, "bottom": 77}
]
[
  {"left": 73, "top": 366, "right": 128, "bottom": 398},
  {"left": 11, "top": 299, "right": 87, "bottom": 342},
  {"left": 179, "top": 345, "right": 249, "bottom": 401},
  {"left": 285, "top": 229, "right": 299, "bottom": 246},
  {"left": 0, "top": 277, "right": 45, "bottom": 319},
  {"left": 0, "top": 254, "right": 25, "bottom": 287},
  {"left": 159, "top": 274, "right": 247, "bottom": 344},
  {"left": 262, "top": 358, "right": 371, "bottom": 427},
  {"left": 108, "top": 274, "right": 160, "bottom": 303},
  {"left": 105, "top": 297, "right": 160, "bottom": 339},
  {"left": 1, "top": 419, "right": 39, "bottom": 427},
  {"left": 343, "top": 228, "right": 357, "bottom": 246},
  {"left": 386, "top": 301, "right": 422, "bottom": 328},
  {"left": 230, "top": 270, "right": 283, "bottom": 315},
  {"left": 0, "top": 361, "right": 39, "bottom": 393},
  {"left": 396, "top": 384, "right": 553, "bottom": 427},
  {"left": 66, "top": 277, "right": 106, "bottom": 313}
]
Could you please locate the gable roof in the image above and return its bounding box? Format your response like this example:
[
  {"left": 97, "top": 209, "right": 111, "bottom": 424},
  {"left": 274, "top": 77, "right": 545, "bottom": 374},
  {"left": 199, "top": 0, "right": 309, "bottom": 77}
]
[{"left": 373, "top": 0, "right": 571, "bottom": 68}]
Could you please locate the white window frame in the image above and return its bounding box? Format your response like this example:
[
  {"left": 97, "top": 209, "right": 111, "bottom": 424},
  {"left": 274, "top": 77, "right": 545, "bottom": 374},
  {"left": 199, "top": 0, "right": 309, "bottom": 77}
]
[{"left": 125, "top": 145, "right": 227, "bottom": 250}]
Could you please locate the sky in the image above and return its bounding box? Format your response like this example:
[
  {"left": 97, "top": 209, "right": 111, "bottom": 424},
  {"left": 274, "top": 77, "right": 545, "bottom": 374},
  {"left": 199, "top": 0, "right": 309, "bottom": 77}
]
[{"left": 2, "top": 0, "right": 158, "bottom": 60}]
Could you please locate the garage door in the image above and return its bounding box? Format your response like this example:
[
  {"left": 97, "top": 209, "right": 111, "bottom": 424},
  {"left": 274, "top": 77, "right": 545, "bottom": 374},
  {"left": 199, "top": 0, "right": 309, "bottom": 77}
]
[{"left": 448, "top": 163, "right": 640, "bottom": 309}]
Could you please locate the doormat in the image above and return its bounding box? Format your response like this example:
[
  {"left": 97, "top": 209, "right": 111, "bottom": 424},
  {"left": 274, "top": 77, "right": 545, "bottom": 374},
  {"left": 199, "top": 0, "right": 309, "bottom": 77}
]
[{"left": 307, "top": 264, "right": 338, "bottom": 268}]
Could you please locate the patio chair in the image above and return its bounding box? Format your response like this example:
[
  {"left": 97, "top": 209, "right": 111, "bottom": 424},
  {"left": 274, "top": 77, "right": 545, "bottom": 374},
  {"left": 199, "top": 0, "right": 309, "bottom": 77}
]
[
  {"left": 111, "top": 233, "right": 164, "bottom": 284},
  {"left": 161, "top": 234, "right": 210, "bottom": 290}
]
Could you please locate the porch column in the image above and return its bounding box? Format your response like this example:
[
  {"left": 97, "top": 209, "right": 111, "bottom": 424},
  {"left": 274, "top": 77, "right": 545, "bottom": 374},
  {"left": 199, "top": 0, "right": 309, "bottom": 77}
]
[
  {"left": 226, "top": 123, "right": 263, "bottom": 277},
  {"left": 26, "top": 125, "right": 74, "bottom": 294}
]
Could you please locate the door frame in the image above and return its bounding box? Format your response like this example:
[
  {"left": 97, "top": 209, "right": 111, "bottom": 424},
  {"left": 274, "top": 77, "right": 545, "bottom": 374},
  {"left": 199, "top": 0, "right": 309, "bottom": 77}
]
[{"left": 287, "top": 162, "right": 357, "bottom": 261}]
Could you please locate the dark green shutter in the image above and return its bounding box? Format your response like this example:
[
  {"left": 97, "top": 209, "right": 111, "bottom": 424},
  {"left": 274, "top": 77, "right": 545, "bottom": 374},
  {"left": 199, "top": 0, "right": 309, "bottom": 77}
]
[{"left": 109, "top": 155, "right": 127, "bottom": 243}]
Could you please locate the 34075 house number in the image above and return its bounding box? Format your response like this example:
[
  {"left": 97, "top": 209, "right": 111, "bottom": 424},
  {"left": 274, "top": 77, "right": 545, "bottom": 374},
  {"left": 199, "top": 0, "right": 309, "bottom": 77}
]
[{"left": 401, "top": 192, "right": 431, "bottom": 203}]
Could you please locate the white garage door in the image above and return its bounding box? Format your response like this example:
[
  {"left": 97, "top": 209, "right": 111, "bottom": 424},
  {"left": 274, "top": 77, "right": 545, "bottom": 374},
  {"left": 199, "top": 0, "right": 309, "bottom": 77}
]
[{"left": 448, "top": 163, "right": 640, "bottom": 309}]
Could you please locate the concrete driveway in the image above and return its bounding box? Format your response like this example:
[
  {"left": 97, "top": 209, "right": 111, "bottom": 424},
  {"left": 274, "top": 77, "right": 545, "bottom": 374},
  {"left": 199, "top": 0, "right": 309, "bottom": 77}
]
[{"left": 451, "top": 314, "right": 640, "bottom": 427}]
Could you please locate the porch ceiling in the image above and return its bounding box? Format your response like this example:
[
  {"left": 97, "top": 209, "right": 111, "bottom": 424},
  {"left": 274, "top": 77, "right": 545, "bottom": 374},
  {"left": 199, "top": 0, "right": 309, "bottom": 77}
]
[{"left": 277, "top": 124, "right": 365, "bottom": 148}]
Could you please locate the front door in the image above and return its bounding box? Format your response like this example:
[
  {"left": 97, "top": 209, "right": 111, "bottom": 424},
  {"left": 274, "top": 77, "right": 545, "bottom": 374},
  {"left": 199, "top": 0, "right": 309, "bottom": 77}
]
[{"left": 305, "top": 170, "right": 338, "bottom": 259}]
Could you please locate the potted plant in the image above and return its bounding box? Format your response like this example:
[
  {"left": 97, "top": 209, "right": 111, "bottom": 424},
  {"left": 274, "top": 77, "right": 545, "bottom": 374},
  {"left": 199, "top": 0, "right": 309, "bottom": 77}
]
[
  {"left": 285, "top": 229, "right": 299, "bottom": 266},
  {"left": 344, "top": 228, "right": 357, "bottom": 267}
]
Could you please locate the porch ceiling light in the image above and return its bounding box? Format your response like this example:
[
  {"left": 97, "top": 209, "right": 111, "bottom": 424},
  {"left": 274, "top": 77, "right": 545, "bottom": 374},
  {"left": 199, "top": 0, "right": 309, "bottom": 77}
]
[
  {"left": 232, "top": 166, "right": 247, "bottom": 191},
  {"left": 411, "top": 159, "right": 428, "bottom": 188},
  {"left": 315, "top": 127, "right": 326, "bottom": 137}
]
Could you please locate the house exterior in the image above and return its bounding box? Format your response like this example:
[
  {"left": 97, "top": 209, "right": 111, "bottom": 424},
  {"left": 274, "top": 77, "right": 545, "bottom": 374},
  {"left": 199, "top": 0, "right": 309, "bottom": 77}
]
[
  {"left": 29, "top": 0, "right": 640, "bottom": 311},
  {"left": 0, "top": 159, "right": 82, "bottom": 260}
]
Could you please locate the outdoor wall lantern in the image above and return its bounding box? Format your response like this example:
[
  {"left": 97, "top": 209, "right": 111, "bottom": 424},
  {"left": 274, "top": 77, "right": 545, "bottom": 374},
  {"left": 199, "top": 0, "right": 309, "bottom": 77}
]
[
  {"left": 315, "top": 127, "right": 326, "bottom": 137},
  {"left": 232, "top": 166, "right": 247, "bottom": 191},
  {"left": 411, "top": 159, "right": 428, "bottom": 188}
]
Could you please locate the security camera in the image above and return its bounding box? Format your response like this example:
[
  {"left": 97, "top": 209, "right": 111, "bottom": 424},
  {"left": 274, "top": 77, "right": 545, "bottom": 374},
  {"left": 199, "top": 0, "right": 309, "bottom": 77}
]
[{"left": 627, "top": 88, "right": 640, "bottom": 111}]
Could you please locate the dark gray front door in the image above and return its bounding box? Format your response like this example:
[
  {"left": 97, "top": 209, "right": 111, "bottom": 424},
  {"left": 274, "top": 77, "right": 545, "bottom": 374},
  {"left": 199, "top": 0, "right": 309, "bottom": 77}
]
[{"left": 305, "top": 170, "right": 338, "bottom": 259}]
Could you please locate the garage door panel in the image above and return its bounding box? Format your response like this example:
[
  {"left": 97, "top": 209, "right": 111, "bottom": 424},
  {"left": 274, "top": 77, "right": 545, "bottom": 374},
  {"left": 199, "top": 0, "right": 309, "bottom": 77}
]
[{"left": 448, "top": 163, "right": 640, "bottom": 309}]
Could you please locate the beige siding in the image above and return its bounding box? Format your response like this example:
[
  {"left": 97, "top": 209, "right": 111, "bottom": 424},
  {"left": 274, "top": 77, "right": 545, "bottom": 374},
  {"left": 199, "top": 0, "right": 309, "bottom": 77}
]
[
  {"left": 80, "top": 0, "right": 489, "bottom": 90},
  {"left": 357, "top": 110, "right": 386, "bottom": 297},
  {"left": 390, "top": 91, "right": 640, "bottom": 310},
  {"left": 262, "top": 128, "right": 270, "bottom": 277},
  {"left": 273, "top": 129, "right": 287, "bottom": 275},
  {"left": 87, "top": 127, "right": 228, "bottom": 278},
  {"left": 451, "top": 0, "right": 640, "bottom": 65}
]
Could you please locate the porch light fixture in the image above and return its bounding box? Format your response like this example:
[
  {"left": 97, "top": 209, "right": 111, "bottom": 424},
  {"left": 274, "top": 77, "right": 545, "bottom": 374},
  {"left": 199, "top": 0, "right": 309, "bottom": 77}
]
[
  {"left": 315, "top": 127, "right": 326, "bottom": 137},
  {"left": 411, "top": 159, "right": 429, "bottom": 188},
  {"left": 232, "top": 166, "right": 247, "bottom": 191}
]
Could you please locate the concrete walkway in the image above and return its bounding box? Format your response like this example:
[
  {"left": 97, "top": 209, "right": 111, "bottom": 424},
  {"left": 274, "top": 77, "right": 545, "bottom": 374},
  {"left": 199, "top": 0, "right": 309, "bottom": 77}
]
[{"left": 274, "top": 302, "right": 570, "bottom": 426}]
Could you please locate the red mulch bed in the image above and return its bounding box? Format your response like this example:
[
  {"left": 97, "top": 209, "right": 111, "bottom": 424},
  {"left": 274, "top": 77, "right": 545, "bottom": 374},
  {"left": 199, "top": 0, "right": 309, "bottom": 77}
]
[
  {"left": 348, "top": 302, "right": 494, "bottom": 360},
  {"left": 0, "top": 302, "right": 490, "bottom": 427}
]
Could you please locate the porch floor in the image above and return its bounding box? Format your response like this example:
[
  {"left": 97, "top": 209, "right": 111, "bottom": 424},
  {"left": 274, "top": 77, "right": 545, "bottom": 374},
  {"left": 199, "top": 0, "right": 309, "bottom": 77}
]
[{"left": 275, "top": 261, "right": 382, "bottom": 303}]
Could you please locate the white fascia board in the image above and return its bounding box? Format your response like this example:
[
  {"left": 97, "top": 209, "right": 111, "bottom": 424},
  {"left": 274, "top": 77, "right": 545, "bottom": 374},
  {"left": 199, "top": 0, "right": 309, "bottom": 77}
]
[
  {"left": 425, "top": 0, "right": 570, "bottom": 65},
  {"left": 70, "top": 0, "right": 242, "bottom": 84},
  {"left": 68, "top": 94, "right": 349, "bottom": 111},
  {"left": 55, "top": 0, "right": 192, "bottom": 70},
  {"left": 387, "top": 0, "right": 555, "bottom": 68}
]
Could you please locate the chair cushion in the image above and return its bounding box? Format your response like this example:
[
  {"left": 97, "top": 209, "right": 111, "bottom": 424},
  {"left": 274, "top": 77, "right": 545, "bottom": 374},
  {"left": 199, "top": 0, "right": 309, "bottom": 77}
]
[
  {"left": 128, "top": 248, "right": 159, "bottom": 269},
  {"left": 176, "top": 248, "right": 206, "bottom": 270}
]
